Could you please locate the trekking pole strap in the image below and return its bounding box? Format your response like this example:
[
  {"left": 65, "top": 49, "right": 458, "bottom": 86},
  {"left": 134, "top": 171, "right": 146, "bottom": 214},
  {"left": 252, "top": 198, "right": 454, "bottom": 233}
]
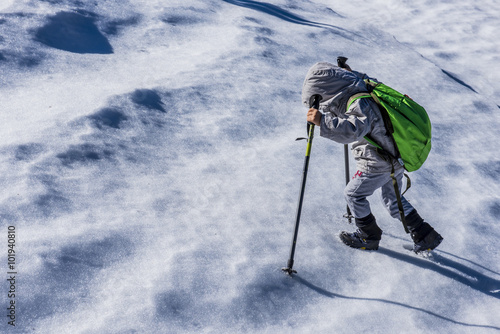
[
  {"left": 401, "top": 173, "right": 411, "bottom": 196},
  {"left": 391, "top": 164, "right": 410, "bottom": 233}
]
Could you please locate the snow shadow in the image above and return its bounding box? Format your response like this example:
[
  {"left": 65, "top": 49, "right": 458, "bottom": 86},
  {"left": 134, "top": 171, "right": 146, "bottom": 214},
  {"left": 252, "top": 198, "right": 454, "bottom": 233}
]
[
  {"left": 0, "top": 46, "right": 45, "bottom": 68},
  {"left": 222, "top": 0, "right": 361, "bottom": 40},
  {"left": 223, "top": 0, "right": 327, "bottom": 28},
  {"left": 475, "top": 160, "right": 500, "bottom": 180},
  {"left": 22, "top": 234, "right": 133, "bottom": 325},
  {"left": 34, "top": 11, "right": 113, "bottom": 54},
  {"left": 153, "top": 266, "right": 311, "bottom": 331},
  {"left": 441, "top": 69, "right": 477, "bottom": 93},
  {"left": 223, "top": 0, "right": 314, "bottom": 26},
  {"left": 30, "top": 172, "right": 73, "bottom": 217},
  {"left": 57, "top": 143, "right": 114, "bottom": 166},
  {"left": 489, "top": 201, "right": 500, "bottom": 219},
  {"left": 437, "top": 249, "right": 500, "bottom": 277},
  {"left": 89, "top": 107, "right": 128, "bottom": 129},
  {"left": 154, "top": 290, "right": 199, "bottom": 328},
  {"left": 294, "top": 274, "right": 500, "bottom": 331},
  {"left": 377, "top": 247, "right": 500, "bottom": 299},
  {"left": 225, "top": 275, "right": 307, "bottom": 328},
  {"left": 14, "top": 87, "right": 174, "bottom": 218},
  {"left": 161, "top": 6, "right": 211, "bottom": 26},
  {"left": 130, "top": 89, "right": 166, "bottom": 113},
  {"left": 162, "top": 14, "right": 203, "bottom": 26},
  {"left": 14, "top": 143, "right": 45, "bottom": 161},
  {"left": 34, "top": 188, "right": 72, "bottom": 216},
  {"left": 102, "top": 15, "right": 141, "bottom": 35}
]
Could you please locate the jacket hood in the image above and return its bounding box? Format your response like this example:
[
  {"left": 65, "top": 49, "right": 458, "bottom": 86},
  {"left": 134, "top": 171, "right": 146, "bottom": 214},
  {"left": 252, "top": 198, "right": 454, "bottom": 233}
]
[{"left": 301, "top": 62, "right": 368, "bottom": 116}]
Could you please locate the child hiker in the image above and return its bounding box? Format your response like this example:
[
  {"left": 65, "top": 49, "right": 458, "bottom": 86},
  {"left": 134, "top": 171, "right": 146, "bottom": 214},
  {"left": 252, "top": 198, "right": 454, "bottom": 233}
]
[{"left": 302, "top": 61, "right": 442, "bottom": 252}]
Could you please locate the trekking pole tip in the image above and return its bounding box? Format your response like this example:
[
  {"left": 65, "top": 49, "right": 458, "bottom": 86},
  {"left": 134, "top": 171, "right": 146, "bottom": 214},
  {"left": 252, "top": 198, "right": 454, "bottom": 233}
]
[{"left": 281, "top": 267, "right": 297, "bottom": 275}]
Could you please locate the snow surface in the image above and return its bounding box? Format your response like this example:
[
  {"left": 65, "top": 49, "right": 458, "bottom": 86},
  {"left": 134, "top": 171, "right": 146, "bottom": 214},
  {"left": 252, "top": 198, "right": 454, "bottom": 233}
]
[{"left": 1, "top": 0, "right": 500, "bottom": 333}]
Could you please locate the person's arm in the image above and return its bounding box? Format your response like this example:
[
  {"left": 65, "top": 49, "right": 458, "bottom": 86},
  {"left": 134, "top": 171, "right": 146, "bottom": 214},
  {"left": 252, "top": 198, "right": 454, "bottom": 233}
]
[{"left": 309, "top": 99, "right": 374, "bottom": 144}]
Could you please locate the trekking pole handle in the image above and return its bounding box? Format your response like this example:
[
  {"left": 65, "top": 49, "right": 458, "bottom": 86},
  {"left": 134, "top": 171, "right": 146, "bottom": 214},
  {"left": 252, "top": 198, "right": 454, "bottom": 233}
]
[
  {"left": 337, "top": 56, "right": 352, "bottom": 71},
  {"left": 309, "top": 94, "right": 321, "bottom": 110},
  {"left": 337, "top": 56, "right": 348, "bottom": 68},
  {"left": 306, "top": 94, "right": 321, "bottom": 134}
]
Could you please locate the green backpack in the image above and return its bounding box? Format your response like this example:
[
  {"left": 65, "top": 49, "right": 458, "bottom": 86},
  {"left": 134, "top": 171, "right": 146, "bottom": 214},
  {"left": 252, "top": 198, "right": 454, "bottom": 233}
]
[{"left": 347, "top": 79, "right": 432, "bottom": 172}]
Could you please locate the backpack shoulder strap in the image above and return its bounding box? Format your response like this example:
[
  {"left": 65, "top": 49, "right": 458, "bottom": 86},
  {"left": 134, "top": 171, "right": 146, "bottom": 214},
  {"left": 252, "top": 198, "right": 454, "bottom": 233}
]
[
  {"left": 346, "top": 93, "right": 372, "bottom": 111},
  {"left": 346, "top": 79, "right": 383, "bottom": 110}
]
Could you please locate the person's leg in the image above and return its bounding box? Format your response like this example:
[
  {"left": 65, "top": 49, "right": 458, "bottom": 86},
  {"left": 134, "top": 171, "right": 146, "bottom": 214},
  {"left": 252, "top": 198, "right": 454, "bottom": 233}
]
[
  {"left": 345, "top": 170, "right": 392, "bottom": 219},
  {"left": 341, "top": 171, "right": 388, "bottom": 249},
  {"left": 380, "top": 168, "right": 443, "bottom": 252}
]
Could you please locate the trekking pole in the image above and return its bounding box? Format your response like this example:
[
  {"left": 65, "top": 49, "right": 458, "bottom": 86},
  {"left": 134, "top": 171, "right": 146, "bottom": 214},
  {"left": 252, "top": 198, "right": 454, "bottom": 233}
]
[
  {"left": 337, "top": 56, "right": 354, "bottom": 224},
  {"left": 282, "top": 94, "right": 322, "bottom": 276},
  {"left": 343, "top": 144, "right": 353, "bottom": 224}
]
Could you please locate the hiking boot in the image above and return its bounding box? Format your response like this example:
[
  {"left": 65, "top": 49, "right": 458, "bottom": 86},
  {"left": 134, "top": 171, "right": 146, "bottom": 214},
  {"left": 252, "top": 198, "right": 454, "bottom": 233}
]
[
  {"left": 339, "top": 213, "right": 382, "bottom": 250},
  {"left": 405, "top": 210, "right": 443, "bottom": 253},
  {"left": 339, "top": 230, "right": 380, "bottom": 250},
  {"left": 412, "top": 229, "right": 443, "bottom": 253}
]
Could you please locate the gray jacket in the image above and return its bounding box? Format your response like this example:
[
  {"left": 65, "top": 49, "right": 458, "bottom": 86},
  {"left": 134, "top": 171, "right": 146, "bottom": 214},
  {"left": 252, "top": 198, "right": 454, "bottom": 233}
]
[{"left": 302, "top": 62, "right": 401, "bottom": 173}]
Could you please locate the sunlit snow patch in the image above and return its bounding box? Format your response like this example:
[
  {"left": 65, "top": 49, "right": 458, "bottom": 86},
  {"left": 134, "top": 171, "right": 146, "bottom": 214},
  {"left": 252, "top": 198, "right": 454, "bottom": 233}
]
[{"left": 0, "top": 0, "right": 14, "bottom": 12}]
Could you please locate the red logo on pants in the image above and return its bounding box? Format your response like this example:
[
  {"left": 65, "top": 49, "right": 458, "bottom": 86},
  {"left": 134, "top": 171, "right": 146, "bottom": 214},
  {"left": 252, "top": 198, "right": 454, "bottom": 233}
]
[{"left": 352, "top": 170, "right": 363, "bottom": 179}]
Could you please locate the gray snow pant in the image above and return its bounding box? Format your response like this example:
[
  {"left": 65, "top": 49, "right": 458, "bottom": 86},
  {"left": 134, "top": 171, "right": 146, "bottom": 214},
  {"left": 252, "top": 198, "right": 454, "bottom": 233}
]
[{"left": 344, "top": 168, "right": 414, "bottom": 220}]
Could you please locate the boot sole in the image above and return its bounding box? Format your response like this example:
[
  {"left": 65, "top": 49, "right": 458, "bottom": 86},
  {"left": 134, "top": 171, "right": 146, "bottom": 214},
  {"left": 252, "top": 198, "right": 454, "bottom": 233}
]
[{"left": 339, "top": 233, "right": 379, "bottom": 250}]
